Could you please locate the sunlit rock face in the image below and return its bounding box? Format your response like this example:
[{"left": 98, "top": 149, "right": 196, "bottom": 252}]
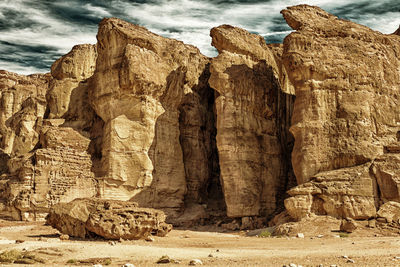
[
  {"left": 90, "top": 18, "right": 218, "bottom": 218},
  {"left": 281, "top": 5, "right": 400, "bottom": 220},
  {"left": 209, "top": 25, "right": 295, "bottom": 218}
]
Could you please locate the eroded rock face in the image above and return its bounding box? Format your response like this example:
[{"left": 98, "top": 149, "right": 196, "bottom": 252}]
[
  {"left": 0, "top": 71, "right": 50, "bottom": 156},
  {"left": 0, "top": 45, "right": 99, "bottom": 221},
  {"left": 209, "top": 25, "right": 295, "bottom": 217},
  {"left": 91, "top": 18, "right": 218, "bottom": 218},
  {"left": 47, "top": 44, "right": 97, "bottom": 132},
  {"left": 282, "top": 5, "right": 400, "bottom": 184},
  {"left": 285, "top": 163, "right": 377, "bottom": 220},
  {"left": 281, "top": 5, "right": 400, "bottom": 220},
  {"left": 46, "top": 198, "right": 172, "bottom": 239},
  {"left": 4, "top": 125, "right": 97, "bottom": 221}
]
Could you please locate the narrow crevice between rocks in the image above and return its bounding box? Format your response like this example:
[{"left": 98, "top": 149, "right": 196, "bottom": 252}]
[
  {"left": 369, "top": 161, "right": 382, "bottom": 212},
  {"left": 274, "top": 88, "right": 296, "bottom": 215},
  {"left": 178, "top": 64, "right": 226, "bottom": 226}
]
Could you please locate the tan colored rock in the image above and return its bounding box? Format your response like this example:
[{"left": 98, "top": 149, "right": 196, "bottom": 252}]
[
  {"left": 372, "top": 153, "right": 400, "bottom": 203},
  {"left": 90, "top": 18, "right": 216, "bottom": 218},
  {"left": 47, "top": 44, "right": 97, "bottom": 132},
  {"left": 46, "top": 198, "right": 172, "bottom": 239},
  {"left": 0, "top": 71, "right": 50, "bottom": 156},
  {"left": 340, "top": 218, "right": 357, "bottom": 233},
  {"left": 285, "top": 163, "right": 377, "bottom": 220},
  {"left": 209, "top": 25, "right": 295, "bottom": 217},
  {"left": 282, "top": 5, "right": 400, "bottom": 185},
  {"left": 3, "top": 126, "right": 97, "bottom": 221},
  {"left": 281, "top": 5, "right": 400, "bottom": 220},
  {"left": 376, "top": 201, "right": 400, "bottom": 223}
]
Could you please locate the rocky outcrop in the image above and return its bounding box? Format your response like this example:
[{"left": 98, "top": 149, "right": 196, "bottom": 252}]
[
  {"left": 281, "top": 5, "right": 400, "bottom": 220},
  {"left": 377, "top": 201, "right": 400, "bottom": 224},
  {"left": 209, "top": 25, "right": 295, "bottom": 218},
  {"left": 4, "top": 124, "right": 97, "bottom": 221},
  {"left": 47, "top": 44, "right": 97, "bottom": 132},
  {"left": 46, "top": 198, "right": 171, "bottom": 239},
  {"left": 285, "top": 163, "right": 377, "bottom": 220},
  {"left": 90, "top": 18, "right": 220, "bottom": 219},
  {"left": 0, "top": 44, "right": 99, "bottom": 221},
  {"left": 0, "top": 71, "right": 49, "bottom": 156}
]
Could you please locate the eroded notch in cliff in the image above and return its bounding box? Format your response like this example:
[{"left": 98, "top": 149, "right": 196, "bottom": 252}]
[{"left": 178, "top": 64, "right": 225, "bottom": 222}]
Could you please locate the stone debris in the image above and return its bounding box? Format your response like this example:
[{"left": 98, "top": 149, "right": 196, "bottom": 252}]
[
  {"left": 59, "top": 235, "right": 69, "bottom": 241},
  {"left": 46, "top": 198, "right": 172, "bottom": 240},
  {"left": 189, "top": 259, "right": 203, "bottom": 265},
  {"left": 340, "top": 218, "right": 357, "bottom": 233},
  {"left": 122, "top": 264, "right": 136, "bottom": 267},
  {"left": 145, "top": 236, "right": 155, "bottom": 242},
  {"left": 156, "top": 255, "right": 179, "bottom": 264},
  {"left": 296, "top": 233, "right": 304, "bottom": 238}
]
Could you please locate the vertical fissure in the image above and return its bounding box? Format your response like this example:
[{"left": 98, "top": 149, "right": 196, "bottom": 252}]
[{"left": 177, "top": 64, "right": 225, "bottom": 225}]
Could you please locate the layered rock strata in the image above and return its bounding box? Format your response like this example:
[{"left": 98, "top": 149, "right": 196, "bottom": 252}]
[{"left": 0, "top": 44, "right": 99, "bottom": 220}]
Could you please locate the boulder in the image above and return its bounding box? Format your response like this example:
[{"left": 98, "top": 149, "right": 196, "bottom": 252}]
[
  {"left": 377, "top": 201, "right": 400, "bottom": 223},
  {"left": 46, "top": 198, "right": 172, "bottom": 240},
  {"left": 340, "top": 218, "right": 358, "bottom": 233}
]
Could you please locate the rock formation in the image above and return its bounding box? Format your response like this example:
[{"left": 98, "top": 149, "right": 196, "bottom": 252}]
[
  {"left": 282, "top": 5, "right": 400, "bottom": 220},
  {"left": 209, "top": 25, "right": 295, "bottom": 218},
  {"left": 46, "top": 198, "right": 171, "bottom": 239},
  {"left": 90, "top": 18, "right": 220, "bottom": 220},
  {"left": 1, "top": 5, "right": 400, "bottom": 229},
  {"left": 0, "top": 44, "right": 98, "bottom": 221}
]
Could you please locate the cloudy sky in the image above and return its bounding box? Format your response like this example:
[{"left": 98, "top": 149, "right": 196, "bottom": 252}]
[{"left": 1, "top": 0, "right": 399, "bottom": 75}]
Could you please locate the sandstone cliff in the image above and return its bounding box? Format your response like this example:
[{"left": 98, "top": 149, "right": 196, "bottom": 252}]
[
  {"left": 90, "top": 18, "right": 220, "bottom": 220},
  {"left": 1, "top": 5, "right": 399, "bottom": 229},
  {"left": 281, "top": 5, "right": 400, "bottom": 220},
  {"left": 209, "top": 25, "right": 295, "bottom": 218}
]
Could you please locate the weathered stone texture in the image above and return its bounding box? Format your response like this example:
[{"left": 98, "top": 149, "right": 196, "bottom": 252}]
[
  {"left": 91, "top": 18, "right": 218, "bottom": 218},
  {"left": 281, "top": 5, "right": 400, "bottom": 220},
  {"left": 4, "top": 126, "right": 97, "bottom": 221},
  {"left": 282, "top": 5, "right": 400, "bottom": 184},
  {"left": 2, "top": 6, "right": 400, "bottom": 226},
  {"left": 0, "top": 71, "right": 49, "bottom": 156},
  {"left": 46, "top": 198, "right": 172, "bottom": 239},
  {"left": 209, "top": 25, "right": 295, "bottom": 217}
]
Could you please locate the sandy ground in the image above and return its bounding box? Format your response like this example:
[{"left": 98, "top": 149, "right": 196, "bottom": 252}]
[{"left": 0, "top": 220, "right": 400, "bottom": 266}]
